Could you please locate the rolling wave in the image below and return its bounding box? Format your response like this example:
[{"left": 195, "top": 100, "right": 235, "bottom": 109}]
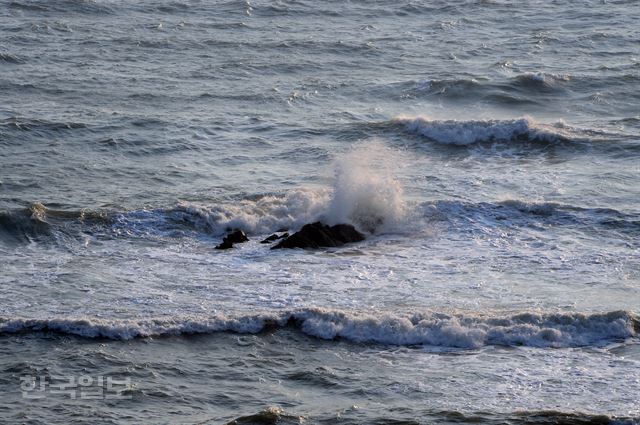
[
  {"left": 399, "top": 73, "right": 568, "bottom": 103},
  {"left": 510, "top": 72, "right": 571, "bottom": 88},
  {"left": 3, "top": 194, "right": 638, "bottom": 245},
  {"left": 0, "top": 52, "right": 24, "bottom": 64},
  {"left": 0, "top": 203, "right": 111, "bottom": 244},
  {"left": 429, "top": 199, "right": 640, "bottom": 235},
  {"left": 0, "top": 205, "right": 52, "bottom": 244},
  {"left": 395, "top": 116, "right": 575, "bottom": 146},
  {"left": 1, "top": 308, "right": 636, "bottom": 348},
  {"left": 158, "top": 196, "right": 640, "bottom": 238},
  {"left": 398, "top": 72, "right": 636, "bottom": 104}
]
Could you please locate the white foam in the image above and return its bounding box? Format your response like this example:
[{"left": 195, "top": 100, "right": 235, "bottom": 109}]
[
  {"left": 168, "top": 188, "right": 330, "bottom": 236},
  {"left": 396, "top": 116, "right": 569, "bottom": 145},
  {"left": 326, "top": 141, "right": 405, "bottom": 233},
  {"left": 0, "top": 313, "right": 286, "bottom": 340},
  {"left": 294, "top": 309, "right": 636, "bottom": 348},
  {"left": 2, "top": 309, "right": 636, "bottom": 348},
  {"left": 517, "top": 71, "right": 571, "bottom": 85},
  {"left": 157, "top": 141, "right": 407, "bottom": 236}
]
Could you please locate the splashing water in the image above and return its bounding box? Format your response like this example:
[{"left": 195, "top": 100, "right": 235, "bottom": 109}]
[
  {"left": 326, "top": 141, "right": 405, "bottom": 233},
  {"left": 147, "top": 142, "right": 407, "bottom": 237}
]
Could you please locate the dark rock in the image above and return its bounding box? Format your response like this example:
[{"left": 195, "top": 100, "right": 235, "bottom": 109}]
[
  {"left": 215, "top": 240, "right": 234, "bottom": 250},
  {"left": 226, "top": 230, "right": 249, "bottom": 244},
  {"left": 215, "top": 230, "right": 249, "bottom": 250},
  {"left": 272, "top": 222, "right": 364, "bottom": 250},
  {"left": 329, "top": 224, "right": 365, "bottom": 243},
  {"left": 260, "top": 233, "right": 289, "bottom": 244},
  {"left": 261, "top": 234, "right": 279, "bottom": 244}
]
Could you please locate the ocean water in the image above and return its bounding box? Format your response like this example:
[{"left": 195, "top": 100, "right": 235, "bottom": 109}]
[{"left": 1, "top": 0, "right": 639, "bottom": 423}]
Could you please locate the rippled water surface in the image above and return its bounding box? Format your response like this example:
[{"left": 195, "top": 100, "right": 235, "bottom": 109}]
[{"left": 1, "top": 0, "right": 639, "bottom": 423}]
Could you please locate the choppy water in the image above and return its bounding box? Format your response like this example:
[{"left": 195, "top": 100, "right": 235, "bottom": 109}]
[{"left": 1, "top": 0, "right": 640, "bottom": 423}]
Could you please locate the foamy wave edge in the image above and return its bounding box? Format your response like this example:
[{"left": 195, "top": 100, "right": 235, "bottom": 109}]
[
  {"left": 1, "top": 309, "right": 637, "bottom": 348},
  {"left": 395, "top": 116, "right": 576, "bottom": 145}
]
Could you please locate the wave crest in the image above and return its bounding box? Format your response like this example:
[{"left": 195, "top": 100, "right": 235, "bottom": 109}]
[
  {"left": 0, "top": 203, "right": 109, "bottom": 244},
  {"left": 2, "top": 308, "right": 636, "bottom": 348},
  {"left": 167, "top": 188, "right": 330, "bottom": 236},
  {"left": 395, "top": 116, "right": 573, "bottom": 145}
]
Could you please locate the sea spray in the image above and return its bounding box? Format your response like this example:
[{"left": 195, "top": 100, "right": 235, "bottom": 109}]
[
  {"left": 326, "top": 141, "right": 405, "bottom": 233},
  {"left": 159, "top": 141, "right": 407, "bottom": 236},
  {"left": 164, "top": 188, "right": 330, "bottom": 236}
]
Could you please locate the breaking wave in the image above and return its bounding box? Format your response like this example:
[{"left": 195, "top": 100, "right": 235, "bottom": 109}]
[
  {"left": 1, "top": 308, "right": 636, "bottom": 348},
  {"left": 395, "top": 116, "right": 575, "bottom": 145},
  {"left": 160, "top": 188, "right": 331, "bottom": 236},
  {"left": 0, "top": 202, "right": 110, "bottom": 244},
  {"left": 167, "top": 142, "right": 405, "bottom": 235},
  {"left": 511, "top": 72, "right": 571, "bottom": 88},
  {"left": 159, "top": 195, "right": 639, "bottom": 239},
  {"left": 5, "top": 195, "right": 639, "bottom": 246},
  {"left": 0, "top": 205, "right": 53, "bottom": 244}
]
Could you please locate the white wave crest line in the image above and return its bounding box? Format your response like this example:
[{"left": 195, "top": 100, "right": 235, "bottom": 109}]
[
  {"left": 1, "top": 309, "right": 636, "bottom": 348},
  {"left": 395, "top": 116, "right": 573, "bottom": 145}
]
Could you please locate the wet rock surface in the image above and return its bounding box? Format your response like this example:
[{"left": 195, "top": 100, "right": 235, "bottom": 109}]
[
  {"left": 272, "top": 222, "right": 364, "bottom": 250},
  {"left": 260, "top": 233, "right": 289, "bottom": 244},
  {"left": 215, "top": 230, "right": 249, "bottom": 250}
]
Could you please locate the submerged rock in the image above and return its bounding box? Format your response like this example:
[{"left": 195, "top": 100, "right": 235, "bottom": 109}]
[
  {"left": 272, "top": 222, "right": 364, "bottom": 249},
  {"left": 226, "top": 406, "right": 303, "bottom": 425},
  {"left": 260, "top": 232, "right": 289, "bottom": 244},
  {"left": 215, "top": 230, "right": 249, "bottom": 250}
]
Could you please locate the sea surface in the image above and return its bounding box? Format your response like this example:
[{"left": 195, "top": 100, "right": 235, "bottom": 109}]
[{"left": 1, "top": 0, "right": 639, "bottom": 423}]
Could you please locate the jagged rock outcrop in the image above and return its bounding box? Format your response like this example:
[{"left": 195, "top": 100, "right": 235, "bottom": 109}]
[
  {"left": 272, "top": 222, "right": 364, "bottom": 249},
  {"left": 260, "top": 233, "right": 289, "bottom": 244},
  {"left": 215, "top": 230, "right": 249, "bottom": 250}
]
